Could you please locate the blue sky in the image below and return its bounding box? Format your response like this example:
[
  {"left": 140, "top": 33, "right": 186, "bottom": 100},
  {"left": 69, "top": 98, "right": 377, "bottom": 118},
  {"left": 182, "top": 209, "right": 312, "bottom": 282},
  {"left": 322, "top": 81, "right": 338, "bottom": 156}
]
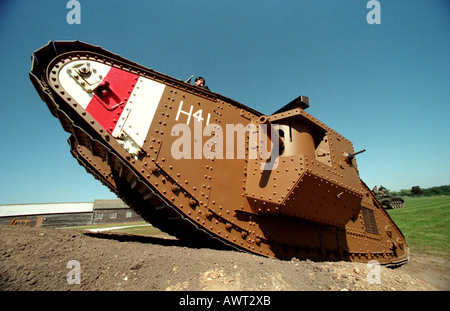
[{"left": 0, "top": 0, "right": 448, "bottom": 204}]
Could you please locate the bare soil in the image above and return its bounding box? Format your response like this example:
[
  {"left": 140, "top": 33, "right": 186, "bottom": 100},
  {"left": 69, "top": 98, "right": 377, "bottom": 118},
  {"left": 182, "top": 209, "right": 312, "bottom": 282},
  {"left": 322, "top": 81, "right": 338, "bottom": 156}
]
[{"left": 0, "top": 225, "right": 448, "bottom": 291}]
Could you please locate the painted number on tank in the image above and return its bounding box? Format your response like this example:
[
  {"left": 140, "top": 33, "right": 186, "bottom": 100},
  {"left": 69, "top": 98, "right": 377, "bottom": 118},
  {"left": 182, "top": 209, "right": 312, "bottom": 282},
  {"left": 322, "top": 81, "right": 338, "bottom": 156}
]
[{"left": 175, "top": 101, "right": 210, "bottom": 126}]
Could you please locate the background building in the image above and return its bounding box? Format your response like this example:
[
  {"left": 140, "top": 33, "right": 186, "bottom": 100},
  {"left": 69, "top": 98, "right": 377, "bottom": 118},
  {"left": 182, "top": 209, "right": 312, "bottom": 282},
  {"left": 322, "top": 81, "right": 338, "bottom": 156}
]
[
  {"left": 0, "top": 199, "right": 143, "bottom": 227},
  {"left": 92, "top": 199, "right": 143, "bottom": 225}
]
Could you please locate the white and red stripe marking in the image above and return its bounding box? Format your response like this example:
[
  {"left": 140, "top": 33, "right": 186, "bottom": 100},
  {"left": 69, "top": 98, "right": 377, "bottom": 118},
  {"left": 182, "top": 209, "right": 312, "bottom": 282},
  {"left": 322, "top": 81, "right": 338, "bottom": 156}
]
[{"left": 58, "top": 60, "right": 165, "bottom": 150}]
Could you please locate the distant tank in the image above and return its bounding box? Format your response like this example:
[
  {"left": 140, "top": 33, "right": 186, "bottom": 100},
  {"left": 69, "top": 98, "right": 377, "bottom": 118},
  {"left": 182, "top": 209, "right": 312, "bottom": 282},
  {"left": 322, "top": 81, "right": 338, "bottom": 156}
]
[
  {"left": 372, "top": 186, "right": 405, "bottom": 209},
  {"left": 29, "top": 41, "right": 409, "bottom": 266}
]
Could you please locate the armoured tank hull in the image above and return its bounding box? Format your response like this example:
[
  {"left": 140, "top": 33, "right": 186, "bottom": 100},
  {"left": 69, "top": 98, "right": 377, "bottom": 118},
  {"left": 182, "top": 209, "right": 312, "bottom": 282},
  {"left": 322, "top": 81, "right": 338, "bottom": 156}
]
[{"left": 29, "top": 41, "right": 409, "bottom": 265}]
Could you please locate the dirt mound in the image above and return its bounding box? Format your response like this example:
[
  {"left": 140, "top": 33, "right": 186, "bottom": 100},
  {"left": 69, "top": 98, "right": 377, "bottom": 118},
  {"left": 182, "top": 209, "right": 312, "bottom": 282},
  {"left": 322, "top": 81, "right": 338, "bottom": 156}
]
[{"left": 0, "top": 225, "right": 447, "bottom": 291}]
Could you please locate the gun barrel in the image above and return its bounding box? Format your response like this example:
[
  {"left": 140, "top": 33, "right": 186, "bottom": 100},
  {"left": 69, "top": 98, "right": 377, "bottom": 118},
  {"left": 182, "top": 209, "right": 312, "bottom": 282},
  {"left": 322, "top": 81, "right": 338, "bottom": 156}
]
[
  {"left": 345, "top": 149, "right": 366, "bottom": 162},
  {"left": 352, "top": 149, "right": 366, "bottom": 156}
]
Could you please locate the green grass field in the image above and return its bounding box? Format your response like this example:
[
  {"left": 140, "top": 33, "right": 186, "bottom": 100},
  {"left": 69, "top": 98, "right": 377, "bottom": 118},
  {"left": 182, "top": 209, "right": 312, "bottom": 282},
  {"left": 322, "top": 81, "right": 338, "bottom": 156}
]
[{"left": 387, "top": 195, "right": 450, "bottom": 254}]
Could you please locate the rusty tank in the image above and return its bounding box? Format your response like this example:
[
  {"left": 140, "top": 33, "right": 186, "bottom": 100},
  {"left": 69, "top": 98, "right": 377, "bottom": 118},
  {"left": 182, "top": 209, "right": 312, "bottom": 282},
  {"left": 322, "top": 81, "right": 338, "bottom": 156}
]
[{"left": 29, "top": 41, "right": 409, "bottom": 266}]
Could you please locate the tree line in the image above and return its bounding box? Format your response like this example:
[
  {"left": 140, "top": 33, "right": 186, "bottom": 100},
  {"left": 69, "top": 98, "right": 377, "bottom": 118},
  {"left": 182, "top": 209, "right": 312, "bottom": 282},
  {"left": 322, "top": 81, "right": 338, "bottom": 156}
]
[{"left": 390, "top": 185, "right": 450, "bottom": 197}]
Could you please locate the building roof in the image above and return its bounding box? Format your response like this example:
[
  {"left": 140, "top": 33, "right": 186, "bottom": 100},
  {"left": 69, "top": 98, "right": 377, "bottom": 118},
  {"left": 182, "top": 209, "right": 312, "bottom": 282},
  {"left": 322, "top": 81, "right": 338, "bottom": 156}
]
[
  {"left": 0, "top": 202, "right": 93, "bottom": 217},
  {"left": 93, "top": 199, "right": 130, "bottom": 210}
]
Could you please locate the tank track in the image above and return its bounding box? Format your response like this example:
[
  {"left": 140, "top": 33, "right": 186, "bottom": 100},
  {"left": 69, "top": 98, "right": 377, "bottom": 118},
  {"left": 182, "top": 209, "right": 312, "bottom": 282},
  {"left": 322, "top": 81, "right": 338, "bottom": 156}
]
[
  {"left": 30, "top": 42, "right": 236, "bottom": 252},
  {"left": 389, "top": 199, "right": 405, "bottom": 209},
  {"left": 68, "top": 133, "right": 232, "bottom": 251}
]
